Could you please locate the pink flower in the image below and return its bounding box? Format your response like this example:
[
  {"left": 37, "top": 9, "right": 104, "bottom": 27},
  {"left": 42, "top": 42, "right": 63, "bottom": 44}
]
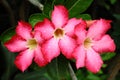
[
  {"left": 73, "top": 19, "right": 116, "bottom": 73},
  {"left": 4, "top": 21, "right": 48, "bottom": 72},
  {"left": 35, "top": 5, "right": 82, "bottom": 62}
]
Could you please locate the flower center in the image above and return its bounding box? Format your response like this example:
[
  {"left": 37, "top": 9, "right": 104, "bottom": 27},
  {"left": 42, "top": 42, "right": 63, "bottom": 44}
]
[
  {"left": 84, "top": 38, "right": 92, "bottom": 49},
  {"left": 27, "top": 39, "right": 37, "bottom": 50},
  {"left": 54, "top": 28, "right": 65, "bottom": 39}
]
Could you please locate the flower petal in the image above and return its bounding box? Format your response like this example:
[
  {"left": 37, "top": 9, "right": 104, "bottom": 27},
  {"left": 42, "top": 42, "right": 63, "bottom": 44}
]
[
  {"left": 16, "top": 21, "right": 32, "bottom": 40},
  {"left": 74, "top": 21, "right": 87, "bottom": 44},
  {"left": 86, "top": 48, "right": 103, "bottom": 73},
  {"left": 73, "top": 45, "right": 85, "bottom": 69},
  {"left": 87, "top": 19, "right": 111, "bottom": 40},
  {"left": 59, "top": 35, "right": 77, "bottom": 59},
  {"left": 14, "top": 49, "right": 34, "bottom": 72},
  {"left": 4, "top": 35, "right": 27, "bottom": 52},
  {"left": 34, "top": 45, "right": 48, "bottom": 67},
  {"left": 51, "top": 5, "right": 68, "bottom": 28},
  {"left": 86, "top": 20, "right": 96, "bottom": 27},
  {"left": 35, "top": 19, "right": 54, "bottom": 40},
  {"left": 42, "top": 38, "right": 60, "bottom": 62},
  {"left": 34, "top": 31, "right": 43, "bottom": 44},
  {"left": 64, "top": 18, "right": 82, "bottom": 37},
  {"left": 92, "top": 35, "right": 116, "bottom": 53}
]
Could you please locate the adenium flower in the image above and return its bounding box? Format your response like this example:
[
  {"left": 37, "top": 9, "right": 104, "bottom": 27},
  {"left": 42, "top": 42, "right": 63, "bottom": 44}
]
[
  {"left": 35, "top": 5, "right": 82, "bottom": 62},
  {"left": 73, "top": 19, "right": 116, "bottom": 73},
  {"left": 4, "top": 21, "right": 48, "bottom": 72}
]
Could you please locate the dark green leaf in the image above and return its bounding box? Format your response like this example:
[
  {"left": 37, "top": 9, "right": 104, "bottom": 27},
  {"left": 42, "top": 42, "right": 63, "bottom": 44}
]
[
  {"left": 76, "top": 69, "right": 86, "bottom": 80},
  {"left": 87, "top": 71, "right": 108, "bottom": 80},
  {"left": 87, "top": 73, "right": 101, "bottom": 80},
  {"left": 113, "top": 14, "right": 120, "bottom": 20},
  {"left": 112, "top": 22, "right": 120, "bottom": 36},
  {"left": 46, "top": 55, "right": 69, "bottom": 80},
  {"left": 110, "top": 0, "right": 116, "bottom": 4},
  {"left": 0, "top": 27, "right": 15, "bottom": 43},
  {"left": 64, "top": 0, "right": 77, "bottom": 9},
  {"left": 0, "top": 43, "right": 16, "bottom": 80},
  {"left": 43, "top": 0, "right": 55, "bottom": 17},
  {"left": 54, "top": 0, "right": 65, "bottom": 5},
  {"left": 75, "top": 14, "right": 92, "bottom": 20},
  {"left": 101, "top": 52, "right": 116, "bottom": 61},
  {"left": 66, "top": 0, "right": 93, "bottom": 18},
  {"left": 57, "top": 56, "right": 70, "bottom": 79},
  {"left": 28, "top": 13, "right": 48, "bottom": 27},
  {"left": 14, "top": 70, "right": 48, "bottom": 80}
]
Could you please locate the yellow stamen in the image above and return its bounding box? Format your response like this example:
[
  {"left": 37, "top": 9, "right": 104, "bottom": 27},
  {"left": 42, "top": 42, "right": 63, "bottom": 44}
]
[
  {"left": 27, "top": 39, "right": 37, "bottom": 50},
  {"left": 54, "top": 28, "right": 65, "bottom": 39},
  {"left": 84, "top": 38, "right": 92, "bottom": 49}
]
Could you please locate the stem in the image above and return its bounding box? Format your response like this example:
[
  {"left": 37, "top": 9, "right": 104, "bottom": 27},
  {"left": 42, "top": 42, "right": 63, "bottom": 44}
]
[
  {"left": 107, "top": 54, "right": 120, "bottom": 80},
  {"left": 28, "top": 0, "right": 44, "bottom": 11},
  {"left": 68, "top": 63, "right": 78, "bottom": 80},
  {"left": 56, "top": 58, "right": 60, "bottom": 80}
]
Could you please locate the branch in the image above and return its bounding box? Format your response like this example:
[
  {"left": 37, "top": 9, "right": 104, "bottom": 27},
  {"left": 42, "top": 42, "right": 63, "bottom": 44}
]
[
  {"left": 68, "top": 63, "right": 78, "bottom": 80},
  {"left": 107, "top": 54, "right": 120, "bottom": 80},
  {"left": 28, "top": 0, "right": 44, "bottom": 11}
]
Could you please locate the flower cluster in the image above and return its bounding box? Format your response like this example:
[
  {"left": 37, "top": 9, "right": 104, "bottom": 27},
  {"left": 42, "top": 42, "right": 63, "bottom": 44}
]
[{"left": 4, "top": 5, "right": 116, "bottom": 73}]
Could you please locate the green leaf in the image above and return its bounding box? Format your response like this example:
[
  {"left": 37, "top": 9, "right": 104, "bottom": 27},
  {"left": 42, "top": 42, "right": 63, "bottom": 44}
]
[
  {"left": 87, "top": 74, "right": 101, "bottom": 80},
  {"left": 64, "top": 0, "right": 78, "bottom": 9},
  {"left": 110, "top": 0, "right": 116, "bottom": 4},
  {"left": 14, "top": 70, "right": 48, "bottom": 80},
  {"left": 28, "top": 13, "right": 48, "bottom": 27},
  {"left": 0, "top": 27, "right": 15, "bottom": 43},
  {"left": 46, "top": 55, "right": 69, "bottom": 80},
  {"left": 43, "top": 0, "right": 55, "bottom": 17},
  {"left": 76, "top": 69, "right": 87, "bottom": 80},
  {"left": 113, "top": 14, "right": 120, "bottom": 20},
  {"left": 101, "top": 52, "right": 116, "bottom": 61},
  {"left": 57, "top": 55, "right": 70, "bottom": 79},
  {"left": 112, "top": 22, "right": 120, "bottom": 36},
  {"left": 0, "top": 43, "right": 16, "bottom": 80},
  {"left": 75, "top": 14, "right": 92, "bottom": 20},
  {"left": 43, "top": 0, "right": 66, "bottom": 17},
  {"left": 66, "top": 0, "right": 93, "bottom": 18},
  {"left": 54, "top": 0, "right": 65, "bottom": 5}
]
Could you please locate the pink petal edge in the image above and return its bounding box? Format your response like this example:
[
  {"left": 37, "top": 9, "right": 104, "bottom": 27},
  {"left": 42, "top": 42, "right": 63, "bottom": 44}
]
[
  {"left": 4, "top": 35, "right": 27, "bottom": 52},
  {"left": 51, "top": 5, "right": 68, "bottom": 28},
  {"left": 64, "top": 18, "right": 83, "bottom": 37},
  {"left": 74, "top": 21, "right": 87, "bottom": 44},
  {"left": 73, "top": 45, "right": 86, "bottom": 69},
  {"left": 85, "top": 48, "right": 103, "bottom": 73},
  {"left": 34, "top": 45, "right": 48, "bottom": 67},
  {"left": 34, "top": 31, "right": 44, "bottom": 44},
  {"left": 92, "top": 34, "right": 116, "bottom": 53},
  {"left": 34, "top": 19, "right": 54, "bottom": 40},
  {"left": 87, "top": 19, "right": 111, "bottom": 40},
  {"left": 59, "top": 35, "right": 77, "bottom": 59},
  {"left": 14, "top": 49, "right": 34, "bottom": 72},
  {"left": 42, "top": 38, "right": 60, "bottom": 62},
  {"left": 16, "top": 21, "right": 32, "bottom": 40}
]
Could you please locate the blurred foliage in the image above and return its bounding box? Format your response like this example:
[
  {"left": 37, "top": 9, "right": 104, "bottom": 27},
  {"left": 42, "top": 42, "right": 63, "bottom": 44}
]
[
  {"left": 29, "top": 13, "right": 48, "bottom": 27},
  {"left": 0, "top": 0, "right": 120, "bottom": 80}
]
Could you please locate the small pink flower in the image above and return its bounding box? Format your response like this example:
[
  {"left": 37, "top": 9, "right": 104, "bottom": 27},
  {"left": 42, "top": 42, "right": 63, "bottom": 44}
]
[
  {"left": 35, "top": 5, "right": 82, "bottom": 62},
  {"left": 73, "top": 19, "right": 116, "bottom": 73},
  {"left": 4, "top": 21, "right": 48, "bottom": 72}
]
